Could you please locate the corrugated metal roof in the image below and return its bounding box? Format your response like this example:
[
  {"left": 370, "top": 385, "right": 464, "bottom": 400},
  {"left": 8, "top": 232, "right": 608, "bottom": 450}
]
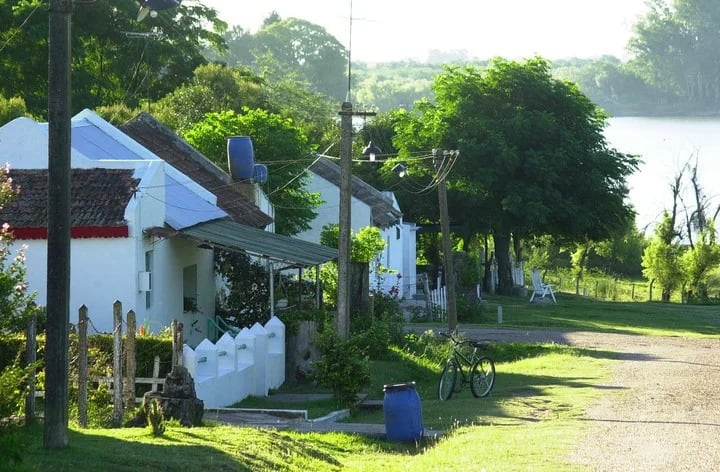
[
  {"left": 165, "top": 174, "right": 228, "bottom": 230},
  {"left": 149, "top": 219, "right": 337, "bottom": 267},
  {"left": 72, "top": 118, "right": 144, "bottom": 160}
]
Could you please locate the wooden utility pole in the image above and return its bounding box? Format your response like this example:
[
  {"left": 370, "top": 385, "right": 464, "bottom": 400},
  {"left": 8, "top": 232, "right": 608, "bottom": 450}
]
[
  {"left": 336, "top": 102, "right": 375, "bottom": 340},
  {"left": 434, "top": 149, "right": 459, "bottom": 331},
  {"left": 44, "top": 0, "right": 72, "bottom": 449}
]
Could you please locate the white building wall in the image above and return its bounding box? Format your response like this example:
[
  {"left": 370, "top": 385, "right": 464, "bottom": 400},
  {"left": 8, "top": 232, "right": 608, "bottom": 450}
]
[
  {"left": 295, "top": 173, "right": 373, "bottom": 243},
  {"left": 19, "top": 237, "right": 136, "bottom": 333}
]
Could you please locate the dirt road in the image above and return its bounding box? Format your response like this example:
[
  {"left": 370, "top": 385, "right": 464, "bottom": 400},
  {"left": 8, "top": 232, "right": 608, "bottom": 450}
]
[{"left": 456, "top": 327, "right": 720, "bottom": 471}]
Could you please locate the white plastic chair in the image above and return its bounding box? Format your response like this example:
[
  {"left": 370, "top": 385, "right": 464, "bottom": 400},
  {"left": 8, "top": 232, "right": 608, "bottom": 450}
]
[{"left": 529, "top": 269, "right": 556, "bottom": 303}]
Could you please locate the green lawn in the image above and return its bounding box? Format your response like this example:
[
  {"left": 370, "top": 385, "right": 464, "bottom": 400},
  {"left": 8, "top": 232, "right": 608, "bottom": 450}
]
[{"left": 4, "top": 295, "right": 719, "bottom": 471}]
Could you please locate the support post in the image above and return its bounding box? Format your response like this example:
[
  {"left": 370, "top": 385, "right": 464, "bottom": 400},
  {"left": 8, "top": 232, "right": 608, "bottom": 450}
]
[
  {"left": 337, "top": 101, "right": 353, "bottom": 341},
  {"left": 25, "top": 313, "right": 37, "bottom": 426},
  {"left": 77, "top": 306, "right": 88, "bottom": 428},
  {"left": 112, "top": 301, "right": 123, "bottom": 427},
  {"left": 44, "top": 0, "right": 72, "bottom": 449},
  {"left": 124, "top": 310, "right": 136, "bottom": 410},
  {"left": 434, "top": 149, "right": 459, "bottom": 331}
]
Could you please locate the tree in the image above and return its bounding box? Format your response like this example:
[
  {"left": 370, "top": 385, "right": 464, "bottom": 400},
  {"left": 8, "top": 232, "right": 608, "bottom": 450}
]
[
  {"left": 0, "top": 95, "right": 33, "bottom": 126},
  {"left": 681, "top": 221, "right": 720, "bottom": 301},
  {"left": 394, "top": 58, "right": 639, "bottom": 294},
  {"left": 0, "top": 0, "right": 226, "bottom": 116},
  {"left": 642, "top": 212, "right": 684, "bottom": 302},
  {"left": 220, "top": 16, "right": 348, "bottom": 102},
  {"left": 628, "top": 0, "right": 720, "bottom": 110},
  {"left": 152, "top": 63, "right": 267, "bottom": 133},
  {"left": 182, "top": 109, "right": 320, "bottom": 236}
]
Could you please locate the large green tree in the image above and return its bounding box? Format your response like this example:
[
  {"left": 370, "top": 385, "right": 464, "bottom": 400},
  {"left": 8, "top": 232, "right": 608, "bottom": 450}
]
[
  {"left": 0, "top": 0, "right": 225, "bottom": 116},
  {"left": 394, "top": 58, "right": 639, "bottom": 294},
  {"left": 217, "top": 15, "right": 348, "bottom": 102},
  {"left": 183, "top": 109, "right": 320, "bottom": 236}
]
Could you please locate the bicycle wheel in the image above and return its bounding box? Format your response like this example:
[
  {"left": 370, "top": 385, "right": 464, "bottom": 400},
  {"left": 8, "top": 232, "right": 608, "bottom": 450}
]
[
  {"left": 470, "top": 356, "right": 495, "bottom": 398},
  {"left": 438, "top": 359, "right": 458, "bottom": 400}
]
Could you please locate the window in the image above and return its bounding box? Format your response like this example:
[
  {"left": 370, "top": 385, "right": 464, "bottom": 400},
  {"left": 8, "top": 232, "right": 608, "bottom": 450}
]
[{"left": 145, "top": 250, "right": 153, "bottom": 309}]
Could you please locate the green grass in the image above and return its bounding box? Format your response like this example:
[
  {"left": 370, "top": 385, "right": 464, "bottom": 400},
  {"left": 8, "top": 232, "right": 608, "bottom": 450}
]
[
  {"left": 452, "top": 293, "right": 720, "bottom": 338},
  {"left": 5, "top": 296, "right": 719, "bottom": 471}
]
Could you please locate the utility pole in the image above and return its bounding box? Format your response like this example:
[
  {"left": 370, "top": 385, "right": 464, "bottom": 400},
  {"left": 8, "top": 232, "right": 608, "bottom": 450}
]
[
  {"left": 45, "top": 0, "right": 73, "bottom": 449},
  {"left": 337, "top": 102, "right": 375, "bottom": 341},
  {"left": 434, "top": 149, "right": 459, "bottom": 331}
]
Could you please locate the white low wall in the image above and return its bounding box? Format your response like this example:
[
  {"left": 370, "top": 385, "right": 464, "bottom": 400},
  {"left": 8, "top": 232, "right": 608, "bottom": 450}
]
[{"left": 183, "top": 316, "right": 286, "bottom": 408}]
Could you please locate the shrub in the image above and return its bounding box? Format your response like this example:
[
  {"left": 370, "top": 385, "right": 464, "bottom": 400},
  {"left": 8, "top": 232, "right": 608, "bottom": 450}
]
[
  {"left": 312, "top": 327, "right": 371, "bottom": 406},
  {"left": 146, "top": 398, "right": 166, "bottom": 437}
]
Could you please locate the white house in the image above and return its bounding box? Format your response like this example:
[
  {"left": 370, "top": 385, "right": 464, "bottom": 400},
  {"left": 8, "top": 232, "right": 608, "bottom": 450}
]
[
  {"left": 294, "top": 156, "right": 417, "bottom": 299},
  {"left": 0, "top": 110, "right": 336, "bottom": 346}
]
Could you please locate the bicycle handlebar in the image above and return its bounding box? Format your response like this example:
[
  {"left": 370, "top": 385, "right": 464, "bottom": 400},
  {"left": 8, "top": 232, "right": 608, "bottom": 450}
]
[{"left": 440, "top": 331, "right": 487, "bottom": 349}]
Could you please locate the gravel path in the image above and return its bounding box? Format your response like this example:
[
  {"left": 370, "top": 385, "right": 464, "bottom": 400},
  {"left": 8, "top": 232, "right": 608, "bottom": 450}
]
[{"left": 454, "top": 328, "right": 720, "bottom": 471}]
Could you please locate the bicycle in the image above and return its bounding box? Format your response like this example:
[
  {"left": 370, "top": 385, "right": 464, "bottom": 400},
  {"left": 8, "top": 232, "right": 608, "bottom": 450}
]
[{"left": 438, "top": 331, "right": 495, "bottom": 400}]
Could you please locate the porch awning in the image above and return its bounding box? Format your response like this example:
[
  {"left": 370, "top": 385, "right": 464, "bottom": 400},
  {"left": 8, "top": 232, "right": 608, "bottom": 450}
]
[{"left": 148, "top": 219, "right": 337, "bottom": 267}]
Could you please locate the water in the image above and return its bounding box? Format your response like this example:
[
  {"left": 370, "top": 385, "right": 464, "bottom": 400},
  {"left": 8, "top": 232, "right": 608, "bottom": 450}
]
[{"left": 604, "top": 116, "right": 720, "bottom": 233}]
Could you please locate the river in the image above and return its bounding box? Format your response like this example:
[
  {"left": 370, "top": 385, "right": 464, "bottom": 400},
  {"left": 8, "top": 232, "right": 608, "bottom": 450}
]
[{"left": 604, "top": 116, "right": 720, "bottom": 233}]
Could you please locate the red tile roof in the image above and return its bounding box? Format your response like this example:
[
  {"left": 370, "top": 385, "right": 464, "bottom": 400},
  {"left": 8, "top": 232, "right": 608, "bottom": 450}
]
[{"left": 0, "top": 168, "right": 138, "bottom": 238}]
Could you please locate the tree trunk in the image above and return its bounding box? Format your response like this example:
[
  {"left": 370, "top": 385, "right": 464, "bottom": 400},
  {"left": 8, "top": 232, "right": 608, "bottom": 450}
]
[{"left": 493, "top": 230, "right": 514, "bottom": 295}]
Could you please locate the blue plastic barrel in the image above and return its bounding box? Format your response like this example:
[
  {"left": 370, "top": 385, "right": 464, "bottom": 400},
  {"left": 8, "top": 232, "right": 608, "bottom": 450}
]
[
  {"left": 227, "top": 136, "right": 255, "bottom": 181},
  {"left": 253, "top": 163, "right": 268, "bottom": 184},
  {"left": 383, "top": 381, "right": 424, "bottom": 441}
]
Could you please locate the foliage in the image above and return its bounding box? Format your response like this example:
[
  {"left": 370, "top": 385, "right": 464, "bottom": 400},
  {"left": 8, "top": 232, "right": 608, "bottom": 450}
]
[
  {"left": 152, "top": 63, "right": 267, "bottom": 133},
  {"left": 681, "top": 221, "right": 720, "bottom": 302},
  {"left": 0, "top": 165, "right": 38, "bottom": 335},
  {"left": 214, "top": 250, "right": 270, "bottom": 330},
  {"left": 146, "top": 398, "right": 166, "bottom": 437},
  {"left": 349, "top": 291, "right": 405, "bottom": 359},
  {"left": 312, "top": 326, "right": 371, "bottom": 406},
  {"left": 0, "top": 0, "right": 226, "bottom": 116},
  {"left": 394, "top": 57, "right": 639, "bottom": 294},
  {"left": 628, "top": 0, "right": 720, "bottom": 111},
  {"left": 642, "top": 212, "right": 684, "bottom": 302},
  {"left": 0, "top": 354, "right": 38, "bottom": 419},
  {"left": 320, "top": 224, "right": 386, "bottom": 263},
  {"left": 183, "top": 109, "right": 321, "bottom": 235},
  {"left": 215, "top": 15, "right": 347, "bottom": 101},
  {"left": 0, "top": 95, "right": 32, "bottom": 126}
]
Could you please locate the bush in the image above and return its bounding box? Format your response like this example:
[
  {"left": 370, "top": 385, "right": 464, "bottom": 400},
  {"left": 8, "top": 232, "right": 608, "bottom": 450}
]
[{"left": 312, "top": 327, "right": 371, "bottom": 406}]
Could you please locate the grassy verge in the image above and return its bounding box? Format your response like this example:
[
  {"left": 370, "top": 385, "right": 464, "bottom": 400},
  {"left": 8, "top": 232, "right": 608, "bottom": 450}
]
[
  {"left": 6, "top": 342, "right": 612, "bottom": 471},
  {"left": 7, "top": 296, "right": 718, "bottom": 471},
  {"left": 447, "top": 293, "right": 720, "bottom": 338}
]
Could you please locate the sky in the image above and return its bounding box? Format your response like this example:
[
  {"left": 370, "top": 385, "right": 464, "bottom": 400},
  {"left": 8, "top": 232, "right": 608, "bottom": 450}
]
[{"left": 198, "top": 0, "right": 651, "bottom": 63}]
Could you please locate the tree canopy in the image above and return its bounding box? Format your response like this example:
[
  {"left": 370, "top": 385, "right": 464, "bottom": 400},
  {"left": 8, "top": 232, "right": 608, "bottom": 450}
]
[
  {"left": 0, "top": 0, "right": 225, "bottom": 116},
  {"left": 182, "top": 109, "right": 321, "bottom": 236},
  {"left": 394, "top": 57, "right": 639, "bottom": 293}
]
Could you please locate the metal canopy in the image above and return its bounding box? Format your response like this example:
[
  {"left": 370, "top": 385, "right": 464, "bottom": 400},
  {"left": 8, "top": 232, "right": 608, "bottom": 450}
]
[{"left": 178, "top": 219, "right": 337, "bottom": 267}]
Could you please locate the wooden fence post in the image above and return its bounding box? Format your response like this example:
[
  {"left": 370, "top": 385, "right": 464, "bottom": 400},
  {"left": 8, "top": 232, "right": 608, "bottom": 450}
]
[
  {"left": 124, "top": 310, "right": 136, "bottom": 410},
  {"left": 172, "top": 320, "right": 184, "bottom": 368},
  {"left": 151, "top": 356, "right": 161, "bottom": 393},
  {"left": 77, "top": 306, "right": 89, "bottom": 428},
  {"left": 112, "top": 301, "right": 123, "bottom": 426},
  {"left": 25, "top": 313, "right": 37, "bottom": 426}
]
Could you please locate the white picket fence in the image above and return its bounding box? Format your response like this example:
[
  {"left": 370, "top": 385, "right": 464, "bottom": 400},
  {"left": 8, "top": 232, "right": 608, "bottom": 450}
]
[
  {"left": 429, "top": 286, "right": 447, "bottom": 320},
  {"left": 183, "top": 316, "right": 285, "bottom": 409}
]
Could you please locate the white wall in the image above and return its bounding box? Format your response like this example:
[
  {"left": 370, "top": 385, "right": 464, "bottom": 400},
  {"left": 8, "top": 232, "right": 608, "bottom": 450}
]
[
  {"left": 147, "top": 236, "right": 215, "bottom": 347},
  {"left": 20, "top": 237, "right": 137, "bottom": 333},
  {"left": 295, "top": 173, "right": 373, "bottom": 244}
]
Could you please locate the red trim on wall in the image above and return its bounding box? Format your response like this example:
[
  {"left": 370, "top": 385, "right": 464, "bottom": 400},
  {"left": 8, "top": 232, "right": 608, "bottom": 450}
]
[{"left": 10, "top": 226, "right": 129, "bottom": 239}]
